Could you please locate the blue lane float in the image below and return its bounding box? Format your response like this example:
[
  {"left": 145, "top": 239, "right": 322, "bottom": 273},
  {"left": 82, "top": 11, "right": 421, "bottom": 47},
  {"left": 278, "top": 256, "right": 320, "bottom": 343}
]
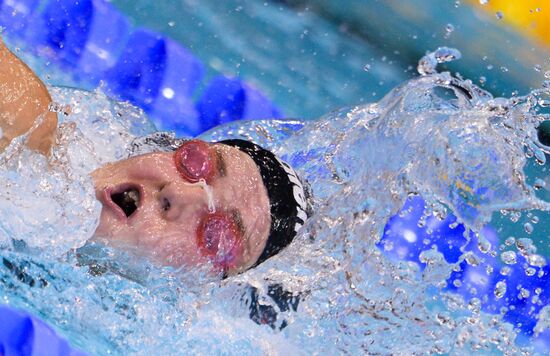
[
  {"left": 0, "top": 305, "right": 86, "bottom": 356},
  {"left": 0, "top": 0, "right": 281, "bottom": 136},
  {"left": 27, "top": 0, "right": 94, "bottom": 67},
  {"left": 0, "top": 0, "right": 40, "bottom": 35},
  {"left": 380, "top": 196, "right": 549, "bottom": 344},
  {"left": 196, "top": 76, "right": 282, "bottom": 132},
  {"left": 103, "top": 29, "right": 204, "bottom": 136}
]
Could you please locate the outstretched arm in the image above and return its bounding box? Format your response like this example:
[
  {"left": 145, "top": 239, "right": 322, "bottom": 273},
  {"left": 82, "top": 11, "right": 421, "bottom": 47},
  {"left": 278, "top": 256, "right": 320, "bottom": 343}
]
[{"left": 0, "top": 38, "right": 57, "bottom": 155}]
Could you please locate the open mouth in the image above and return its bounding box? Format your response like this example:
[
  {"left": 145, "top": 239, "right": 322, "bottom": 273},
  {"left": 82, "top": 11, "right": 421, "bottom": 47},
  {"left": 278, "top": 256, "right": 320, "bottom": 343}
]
[{"left": 110, "top": 185, "right": 141, "bottom": 218}]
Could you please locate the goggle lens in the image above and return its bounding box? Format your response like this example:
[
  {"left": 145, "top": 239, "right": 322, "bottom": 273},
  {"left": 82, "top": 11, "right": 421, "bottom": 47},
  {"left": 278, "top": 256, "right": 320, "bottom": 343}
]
[
  {"left": 197, "top": 212, "right": 242, "bottom": 270},
  {"left": 174, "top": 140, "right": 217, "bottom": 183}
]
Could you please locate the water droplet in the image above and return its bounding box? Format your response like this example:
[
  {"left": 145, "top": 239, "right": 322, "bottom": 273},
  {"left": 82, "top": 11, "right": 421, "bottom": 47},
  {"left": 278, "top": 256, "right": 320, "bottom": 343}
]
[
  {"left": 518, "top": 288, "right": 530, "bottom": 299},
  {"left": 525, "top": 267, "right": 536, "bottom": 276},
  {"left": 487, "top": 64, "right": 494, "bottom": 70},
  {"left": 468, "top": 298, "right": 481, "bottom": 313},
  {"left": 516, "top": 238, "right": 536, "bottom": 255},
  {"left": 501, "top": 251, "right": 517, "bottom": 265},
  {"left": 495, "top": 11, "right": 503, "bottom": 20},
  {"left": 500, "top": 66, "right": 509, "bottom": 72},
  {"left": 524, "top": 222, "right": 533, "bottom": 234},
  {"left": 509, "top": 211, "right": 521, "bottom": 222},
  {"left": 479, "top": 76, "right": 486, "bottom": 84},
  {"left": 535, "top": 287, "right": 542, "bottom": 295},
  {"left": 418, "top": 54, "right": 438, "bottom": 76},
  {"left": 505, "top": 236, "right": 516, "bottom": 246},
  {"left": 363, "top": 64, "right": 371, "bottom": 72},
  {"left": 534, "top": 64, "right": 542, "bottom": 72},
  {"left": 465, "top": 252, "right": 481, "bottom": 266},
  {"left": 531, "top": 215, "right": 539, "bottom": 224},
  {"left": 528, "top": 254, "right": 547, "bottom": 267},
  {"left": 533, "top": 179, "right": 546, "bottom": 190},
  {"left": 444, "top": 24, "right": 455, "bottom": 39},
  {"left": 543, "top": 80, "right": 550, "bottom": 89},
  {"left": 479, "top": 0, "right": 489, "bottom": 4},
  {"left": 478, "top": 236, "right": 491, "bottom": 254},
  {"left": 417, "top": 47, "right": 462, "bottom": 76},
  {"left": 545, "top": 71, "right": 550, "bottom": 79},
  {"left": 494, "top": 281, "right": 506, "bottom": 299},
  {"left": 168, "top": 21, "right": 176, "bottom": 27},
  {"left": 539, "top": 99, "right": 550, "bottom": 107},
  {"left": 500, "top": 266, "right": 512, "bottom": 276},
  {"left": 434, "top": 47, "right": 462, "bottom": 63}
]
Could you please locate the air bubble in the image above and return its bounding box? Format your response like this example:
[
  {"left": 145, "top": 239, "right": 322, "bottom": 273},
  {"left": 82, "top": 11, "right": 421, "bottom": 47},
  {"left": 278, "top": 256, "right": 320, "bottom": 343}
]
[
  {"left": 545, "top": 71, "right": 550, "bottom": 79},
  {"left": 534, "top": 64, "right": 542, "bottom": 72},
  {"left": 363, "top": 64, "right": 371, "bottom": 72},
  {"left": 479, "top": 0, "right": 489, "bottom": 4},
  {"left": 504, "top": 237, "right": 515, "bottom": 246},
  {"left": 524, "top": 222, "right": 533, "bottom": 234},
  {"left": 495, "top": 11, "right": 503, "bottom": 20}
]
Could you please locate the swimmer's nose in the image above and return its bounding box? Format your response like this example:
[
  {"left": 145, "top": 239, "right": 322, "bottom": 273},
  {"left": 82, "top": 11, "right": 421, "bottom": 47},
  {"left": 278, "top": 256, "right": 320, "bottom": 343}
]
[{"left": 157, "top": 182, "right": 210, "bottom": 221}]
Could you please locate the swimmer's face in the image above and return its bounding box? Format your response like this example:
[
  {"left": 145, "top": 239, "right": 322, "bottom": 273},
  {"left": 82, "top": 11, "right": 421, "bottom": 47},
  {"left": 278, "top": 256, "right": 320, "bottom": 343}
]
[{"left": 91, "top": 140, "right": 271, "bottom": 275}]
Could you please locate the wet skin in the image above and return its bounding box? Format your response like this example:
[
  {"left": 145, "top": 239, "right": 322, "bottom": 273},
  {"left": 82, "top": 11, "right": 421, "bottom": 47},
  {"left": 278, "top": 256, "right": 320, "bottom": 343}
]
[
  {"left": 91, "top": 141, "right": 272, "bottom": 275},
  {"left": 0, "top": 41, "right": 271, "bottom": 275}
]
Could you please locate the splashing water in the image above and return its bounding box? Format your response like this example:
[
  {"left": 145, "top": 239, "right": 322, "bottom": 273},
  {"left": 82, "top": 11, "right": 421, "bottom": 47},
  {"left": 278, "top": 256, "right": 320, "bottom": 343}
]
[{"left": 0, "top": 49, "right": 549, "bottom": 354}]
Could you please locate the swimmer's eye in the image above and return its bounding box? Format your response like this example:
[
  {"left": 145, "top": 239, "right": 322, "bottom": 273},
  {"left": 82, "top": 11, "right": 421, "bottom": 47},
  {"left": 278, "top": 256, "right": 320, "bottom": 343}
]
[{"left": 174, "top": 140, "right": 218, "bottom": 183}]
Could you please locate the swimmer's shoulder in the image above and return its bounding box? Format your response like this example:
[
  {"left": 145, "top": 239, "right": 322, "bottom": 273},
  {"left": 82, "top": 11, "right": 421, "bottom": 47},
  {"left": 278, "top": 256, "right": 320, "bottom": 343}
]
[{"left": 0, "top": 37, "right": 58, "bottom": 155}]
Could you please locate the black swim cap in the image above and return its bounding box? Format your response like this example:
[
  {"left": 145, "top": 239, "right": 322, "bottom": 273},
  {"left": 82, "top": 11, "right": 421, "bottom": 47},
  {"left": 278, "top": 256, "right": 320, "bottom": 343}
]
[{"left": 220, "top": 139, "right": 309, "bottom": 266}]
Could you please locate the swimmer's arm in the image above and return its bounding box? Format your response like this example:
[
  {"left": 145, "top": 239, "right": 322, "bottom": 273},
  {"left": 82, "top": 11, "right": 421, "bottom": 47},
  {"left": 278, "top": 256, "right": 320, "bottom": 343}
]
[{"left": 0, "top": 38, "right": 57, "bottom": 155}]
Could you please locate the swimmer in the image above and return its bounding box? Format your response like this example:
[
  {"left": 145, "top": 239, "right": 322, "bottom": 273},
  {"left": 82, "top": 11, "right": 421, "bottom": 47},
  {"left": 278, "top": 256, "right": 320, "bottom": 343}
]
[{"left": 0, "top": 38, "right": 310, "bottom": 276}]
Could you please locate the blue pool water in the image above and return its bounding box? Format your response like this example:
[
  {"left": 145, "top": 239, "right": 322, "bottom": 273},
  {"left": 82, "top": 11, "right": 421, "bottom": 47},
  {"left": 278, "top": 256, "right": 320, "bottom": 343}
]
[{"left": 0, "top": 0, "right": 549, "bottom": 354}]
